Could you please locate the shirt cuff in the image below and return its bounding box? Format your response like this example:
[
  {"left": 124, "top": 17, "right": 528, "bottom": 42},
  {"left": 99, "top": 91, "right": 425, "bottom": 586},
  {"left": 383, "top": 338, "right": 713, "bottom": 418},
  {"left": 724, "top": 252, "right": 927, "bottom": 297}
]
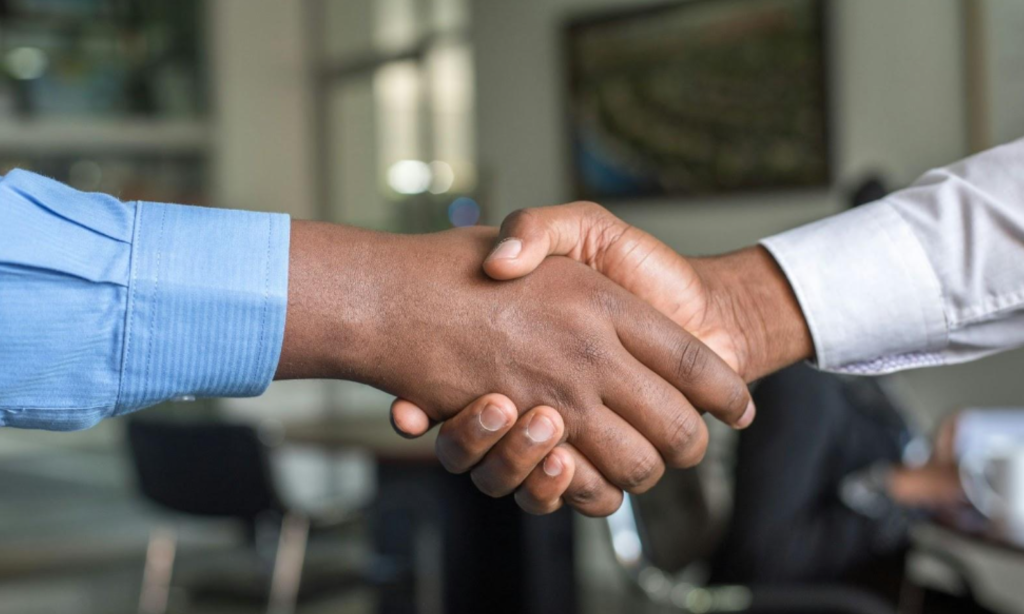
[
  {"left": 760, "top": 201, "right": 947, "bottom": 374},
  {"left": 116, "top": 201, "right": 290, "bottom": 414}
]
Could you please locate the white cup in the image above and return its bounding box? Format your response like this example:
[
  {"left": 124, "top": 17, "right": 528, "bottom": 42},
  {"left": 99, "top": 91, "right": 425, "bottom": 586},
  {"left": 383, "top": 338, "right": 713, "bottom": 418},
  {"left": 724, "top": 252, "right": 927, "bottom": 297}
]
[
  {"left": 955, "top": 409, "right": 1024, "bottom": 459},
  {"left": 960, "top": 438, "right": 1024, "bottom": 531}
]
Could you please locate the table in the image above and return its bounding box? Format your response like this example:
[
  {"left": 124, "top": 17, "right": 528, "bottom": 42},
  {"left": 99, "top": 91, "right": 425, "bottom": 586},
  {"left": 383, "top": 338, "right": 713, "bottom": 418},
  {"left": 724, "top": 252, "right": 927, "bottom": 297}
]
[
  {"left": 902, "top": 509, "right": 1024, "bottom": 614},
  {"left": 931, "top": 506, "right": 1024, "bottom": 555},
  {"left": 283, "top": 417, "right": 578, "bottom": 614},
  {"left": 283, "top": 417, "right": 438, "bottom": 462}
]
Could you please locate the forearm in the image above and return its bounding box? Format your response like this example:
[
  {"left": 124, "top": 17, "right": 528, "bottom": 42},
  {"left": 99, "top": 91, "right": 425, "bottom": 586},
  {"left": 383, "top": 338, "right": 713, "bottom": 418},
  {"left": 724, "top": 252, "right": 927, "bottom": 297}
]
[{"left": 275, "top": 221, "right": 500, "bottom": 406}]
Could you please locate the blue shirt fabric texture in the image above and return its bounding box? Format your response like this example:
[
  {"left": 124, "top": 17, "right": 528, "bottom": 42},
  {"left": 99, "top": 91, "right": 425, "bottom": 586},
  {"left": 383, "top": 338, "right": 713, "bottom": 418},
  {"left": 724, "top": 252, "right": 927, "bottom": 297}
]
[{"left": 0, "top": 170, "right": 290, "bottom": 431}]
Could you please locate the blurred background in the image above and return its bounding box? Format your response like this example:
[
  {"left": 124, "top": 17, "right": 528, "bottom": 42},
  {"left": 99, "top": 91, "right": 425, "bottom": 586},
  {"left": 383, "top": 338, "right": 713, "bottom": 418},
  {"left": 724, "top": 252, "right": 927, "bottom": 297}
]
[{"left": 2, "top": 0, "right": 1024, "bottom": 613}]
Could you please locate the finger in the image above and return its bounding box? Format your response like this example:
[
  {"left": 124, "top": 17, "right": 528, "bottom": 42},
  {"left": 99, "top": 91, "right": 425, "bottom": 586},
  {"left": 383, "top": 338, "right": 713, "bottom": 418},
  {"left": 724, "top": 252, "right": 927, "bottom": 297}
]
[
  {"left": 470, "top": 406, "right": 565, "bottom": 497},
  {"left": 603, "top": 347, "right": 711, "bottom": 469},
  {"left": 483, "top": 202, "right": 614, "bottom": 281},
  {"left": 559, "top": 443, "right": 624, "bottom": 517},
  {"left": 514, "top": 446, "right": 576, "bottom": 515},
  {"left": 612, "top": 297, "right": 755, "bottom": 430},
  {"left": 390, "top": 398, "right": 438, "bottom": 439},
  {"left": 569, "top": 404, "right": 666, "bottom": 494},
  {"left": 433, "top": 394, "right": 518, "bottom": 474}
]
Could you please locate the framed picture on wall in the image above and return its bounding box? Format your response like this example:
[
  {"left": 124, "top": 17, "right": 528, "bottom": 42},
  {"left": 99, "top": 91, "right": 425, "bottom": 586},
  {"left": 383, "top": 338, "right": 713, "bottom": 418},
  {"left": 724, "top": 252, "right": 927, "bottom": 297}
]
[{"left": 563, "top": 0, "right": 831, "bottom": 201}]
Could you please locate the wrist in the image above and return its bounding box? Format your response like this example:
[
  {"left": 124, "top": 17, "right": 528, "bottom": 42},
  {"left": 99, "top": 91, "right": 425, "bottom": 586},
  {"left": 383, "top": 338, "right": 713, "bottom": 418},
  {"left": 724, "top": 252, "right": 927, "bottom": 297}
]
[
  {"left": 277, "top": 221, "right": 392, "bottom": 382},
  {"left": 693, "top": 246, "right": 813, "bottom": 380}
]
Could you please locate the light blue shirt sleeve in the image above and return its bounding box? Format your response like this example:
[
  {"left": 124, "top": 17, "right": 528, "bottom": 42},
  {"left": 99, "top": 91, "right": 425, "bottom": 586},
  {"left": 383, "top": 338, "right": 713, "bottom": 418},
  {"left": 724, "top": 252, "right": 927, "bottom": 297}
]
[{"left": 0, "top": 169, "right": 290, "bottom": 431}]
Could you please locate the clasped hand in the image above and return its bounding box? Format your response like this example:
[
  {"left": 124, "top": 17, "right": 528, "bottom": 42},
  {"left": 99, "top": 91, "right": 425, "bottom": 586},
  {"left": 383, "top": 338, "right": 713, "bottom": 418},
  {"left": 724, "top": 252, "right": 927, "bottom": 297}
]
[
  {"left": 386, "top": 203, "right": 765, "bottom": 516},
  {"left": 281, "top": 203, "right": 809, "bottom": 516}
]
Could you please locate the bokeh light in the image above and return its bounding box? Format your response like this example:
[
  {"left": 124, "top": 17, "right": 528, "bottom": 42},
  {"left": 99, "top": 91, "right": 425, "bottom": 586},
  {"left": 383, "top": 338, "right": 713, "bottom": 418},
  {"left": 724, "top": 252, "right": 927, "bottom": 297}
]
[
  {"left": 447, "top": 196, "right": 480, "bottom": 227},
  {"left": 5, "top": 47, "right": 49, "bottom": 80},
  {"left": 387, "top": 159, "right": 432, "bottom": 195},
  {"left": 428, "top": 160, "right": 455, "bottom": 194}
]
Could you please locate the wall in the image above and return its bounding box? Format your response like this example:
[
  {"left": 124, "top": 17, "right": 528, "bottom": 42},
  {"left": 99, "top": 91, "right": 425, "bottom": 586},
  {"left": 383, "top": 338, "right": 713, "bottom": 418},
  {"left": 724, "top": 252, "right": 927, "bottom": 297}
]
[
  {"left": 474, "top": 0, "right": 962, "bottom": 246},
  {"left": 209, "top": 0, "right": 316, "bottom": 219},
  {"left": 985, "top": 0, "right": 1024, "bottom": 147}
]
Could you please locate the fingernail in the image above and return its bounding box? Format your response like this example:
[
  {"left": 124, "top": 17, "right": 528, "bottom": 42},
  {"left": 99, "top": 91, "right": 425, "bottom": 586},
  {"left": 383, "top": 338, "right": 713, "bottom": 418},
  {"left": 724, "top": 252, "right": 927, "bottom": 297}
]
[
  {"left": 527, "top": 414, "right": 556, "bottom": 442},
  {"left": 480, "top": 404, "right": 508, "bottom": 432},
  {"left": 543, "top": 455, "right": 563, "bottom": 477},
  {"left": 736, "top": 401, "right": 756, "bottom": 429},
  {"left": 489, "top": 238, "right": 522, "bottom": 261}
]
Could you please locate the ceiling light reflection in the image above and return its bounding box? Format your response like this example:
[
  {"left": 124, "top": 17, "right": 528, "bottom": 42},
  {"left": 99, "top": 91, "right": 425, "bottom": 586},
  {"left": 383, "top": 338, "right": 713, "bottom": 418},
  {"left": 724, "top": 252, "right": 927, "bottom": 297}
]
[
  {"left": 429, "top": 160, "right": 455, "bottom": 194},
  {"left": 387, "top": 159, "right": 432, "bottom": 195}
]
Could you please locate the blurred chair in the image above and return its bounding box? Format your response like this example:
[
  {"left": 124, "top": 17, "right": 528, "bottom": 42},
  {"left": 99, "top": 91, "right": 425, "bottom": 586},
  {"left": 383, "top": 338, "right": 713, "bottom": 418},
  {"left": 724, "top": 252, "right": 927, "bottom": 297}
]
[
  {"left": 606, "top": 469, "right": 897, "bottom": 614},
  {"left": 714, "top": 364, "right": 912, "bottom": 590},
  {"left": 127, "top": 419, "right": 360, "bottom": 614}
]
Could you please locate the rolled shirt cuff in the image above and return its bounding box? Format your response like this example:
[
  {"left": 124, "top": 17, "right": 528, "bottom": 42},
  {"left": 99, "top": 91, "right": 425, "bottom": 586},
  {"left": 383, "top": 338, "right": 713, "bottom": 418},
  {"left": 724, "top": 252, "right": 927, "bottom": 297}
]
[
  {"left": 116, "top": 201, "right": 290, "bottom": 414},
  {"left": 760, "top": 200, "right": 948, "bottom": 374}
]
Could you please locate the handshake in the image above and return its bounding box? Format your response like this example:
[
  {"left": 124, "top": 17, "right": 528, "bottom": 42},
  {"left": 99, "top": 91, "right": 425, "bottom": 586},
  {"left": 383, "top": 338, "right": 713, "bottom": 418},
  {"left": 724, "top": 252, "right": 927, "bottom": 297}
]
[{"left": 278, "top": 202, "right": 814, "bottom": 516}]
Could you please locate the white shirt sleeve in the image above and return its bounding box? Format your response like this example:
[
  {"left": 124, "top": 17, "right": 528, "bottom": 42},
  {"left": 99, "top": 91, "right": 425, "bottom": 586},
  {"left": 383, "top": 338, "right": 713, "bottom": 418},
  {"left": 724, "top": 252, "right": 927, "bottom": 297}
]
[{"left": 761, "top": 137, "right": 1024, "bottom": 374}]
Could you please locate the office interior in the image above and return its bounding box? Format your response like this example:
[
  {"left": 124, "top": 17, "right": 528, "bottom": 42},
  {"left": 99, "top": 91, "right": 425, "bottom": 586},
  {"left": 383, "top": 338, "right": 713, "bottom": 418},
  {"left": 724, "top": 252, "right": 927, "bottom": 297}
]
[{"left": 1, "top": 0, "right": 1024, "bottom": 613}]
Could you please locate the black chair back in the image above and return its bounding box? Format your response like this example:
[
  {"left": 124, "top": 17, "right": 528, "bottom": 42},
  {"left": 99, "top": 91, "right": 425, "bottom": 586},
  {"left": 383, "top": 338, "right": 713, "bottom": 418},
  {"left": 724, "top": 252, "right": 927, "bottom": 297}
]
[{"left": 127, "top": 420, "right": 283, "bottom": 520}]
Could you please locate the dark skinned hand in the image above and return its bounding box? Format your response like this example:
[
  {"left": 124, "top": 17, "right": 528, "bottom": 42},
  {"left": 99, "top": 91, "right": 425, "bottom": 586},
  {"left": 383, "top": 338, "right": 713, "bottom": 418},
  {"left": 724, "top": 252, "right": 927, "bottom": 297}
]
[
  {"left": 277, "top": 221, "right": 755, "bottom": 515},
  {"left": 390, "top": 202, "right": 813, "bottom": 514}
]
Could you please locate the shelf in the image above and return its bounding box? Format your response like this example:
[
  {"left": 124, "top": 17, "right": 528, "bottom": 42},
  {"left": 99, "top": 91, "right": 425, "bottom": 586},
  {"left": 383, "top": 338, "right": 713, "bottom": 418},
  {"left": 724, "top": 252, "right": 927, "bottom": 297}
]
[{"left": 0, "top": 119, "right": 211, "bottom": 155}]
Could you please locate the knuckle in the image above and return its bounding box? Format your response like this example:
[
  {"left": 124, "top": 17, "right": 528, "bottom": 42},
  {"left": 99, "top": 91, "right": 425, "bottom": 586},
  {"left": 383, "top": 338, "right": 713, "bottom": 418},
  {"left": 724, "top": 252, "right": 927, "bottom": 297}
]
[
  {"left": 515, "top": 489, "right": 558, "bottom": 516},
  {"left": 680, "top": 432, "right": 709, "bottom": 468},
  {"left": 573, "top": 200, "right": 610, "bottom": 219},
  {"left": 550, "top": 389, "right": 584, "bottom": 425},
  {"left": 502, "top": 208, "right": 537, "bottom": 233},
  {"left": 593, "top": 286, "right": 624, "bottom": 318},
  {"left": 572, "top": 332, "right": 609, "bottom": 368},
  {"left": 435, "top": 439, "right": 469, "bottom": 475},
  {"left": 721, "top": 380, "right": 750, "bottom": 421},
  {"left": 579, "top": 492, "right": 624, "bottom": 518},
  {"left": 568, "top": 292, "right": 601, "bottom": 321},
  {"left": 565, "top": 473, "right": 604, "bottom": 507},
  {"left": 618, "top": 451, "right": 664, "bottom": 494},
  {"left": 663, "top": 410, "right": 707, "bottom": 468},
  {"left": 674, "top": 337, "right": 709, "bottom": 382},
  {"left": 470, "top": 469, "right": 509, "bottom": 499}
]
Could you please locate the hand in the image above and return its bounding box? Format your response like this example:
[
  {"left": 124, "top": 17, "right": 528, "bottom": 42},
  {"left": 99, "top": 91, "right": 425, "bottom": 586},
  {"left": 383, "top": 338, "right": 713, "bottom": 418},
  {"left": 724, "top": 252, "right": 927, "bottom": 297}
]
[
  {"left": 277, "top": 221, "right": 754, "bottom": 515},
  {"left": 391, "top": 203, "right": 813, "bottom": 514},
  {"left": 397, "top": 392, "right": 577, "bottom": 515},
  {"left": 483, "top": 202, "right": 812, "bottom": 380},
  {"left": 886, "top": 412, "right": 964, "bottom": 508},
  {"left": 929, "top": 411, "right": 961, "bottom": 468},
  {"left": 887, "top": 464, "right": 964, "bottom": 509}
]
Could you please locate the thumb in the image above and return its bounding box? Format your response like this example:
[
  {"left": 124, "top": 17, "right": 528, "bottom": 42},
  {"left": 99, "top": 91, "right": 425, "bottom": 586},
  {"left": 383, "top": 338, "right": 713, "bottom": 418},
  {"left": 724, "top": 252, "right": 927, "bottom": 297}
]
[
  {"left": 390, "top": 398, "right": 437, "bottom": 439},
  {"left": 483, "top": 202, "right": 613, "bottom": 281}
]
